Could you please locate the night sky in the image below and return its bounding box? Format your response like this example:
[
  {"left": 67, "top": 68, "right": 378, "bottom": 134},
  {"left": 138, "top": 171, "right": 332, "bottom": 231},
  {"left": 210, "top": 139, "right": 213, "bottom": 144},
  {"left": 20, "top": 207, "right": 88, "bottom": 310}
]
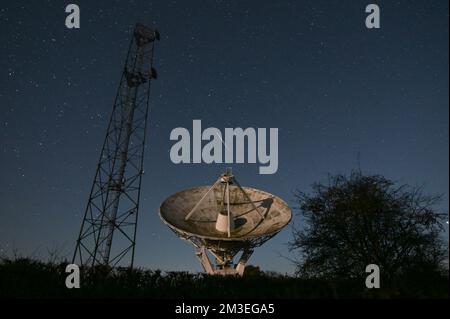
[{"left": 0, "top": 0, "right": 448, "bottom": 274}]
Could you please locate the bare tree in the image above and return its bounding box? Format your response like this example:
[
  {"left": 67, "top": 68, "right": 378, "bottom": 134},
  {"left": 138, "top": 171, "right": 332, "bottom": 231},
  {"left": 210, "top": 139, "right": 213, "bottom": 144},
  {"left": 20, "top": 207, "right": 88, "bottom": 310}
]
[{"left": 289, "top": 170, "right": 448, "bottom": 283}]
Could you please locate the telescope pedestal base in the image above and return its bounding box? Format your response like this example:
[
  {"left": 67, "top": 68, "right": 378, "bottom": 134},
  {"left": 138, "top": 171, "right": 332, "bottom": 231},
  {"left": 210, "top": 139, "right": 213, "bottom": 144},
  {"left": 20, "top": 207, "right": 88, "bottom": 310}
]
[{"left": 196, "top": 247, "right": 253, "bottom": 276}]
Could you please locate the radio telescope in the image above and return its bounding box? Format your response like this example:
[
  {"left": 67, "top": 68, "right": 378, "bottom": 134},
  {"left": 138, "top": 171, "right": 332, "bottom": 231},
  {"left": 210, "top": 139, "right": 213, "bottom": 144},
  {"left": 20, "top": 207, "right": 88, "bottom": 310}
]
[{"left": 159, "top": 169, "right": 292, "bottom": 276}]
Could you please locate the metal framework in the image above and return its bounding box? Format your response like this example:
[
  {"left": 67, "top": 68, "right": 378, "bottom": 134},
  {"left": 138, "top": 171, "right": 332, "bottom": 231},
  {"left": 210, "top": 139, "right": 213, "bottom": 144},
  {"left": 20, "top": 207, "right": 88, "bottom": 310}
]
[
  {"left": 164, "top": 169, "right": 281, "bottom": 276},
  {"left": 73, "top": 23, "right": 159, "bottom": 268}
]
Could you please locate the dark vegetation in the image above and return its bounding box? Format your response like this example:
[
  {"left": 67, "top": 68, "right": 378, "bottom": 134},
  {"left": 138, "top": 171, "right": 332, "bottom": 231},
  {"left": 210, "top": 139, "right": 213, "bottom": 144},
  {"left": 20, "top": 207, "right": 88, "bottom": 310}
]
[
  {"left": 0, "top": 257, "right": 448, "bottom": 298},
  {"left": 289, "top": 171, "right": 448, "bottom": 282},
  {"left": 1, "top": 170, "right": 448, "bottom": 298}
]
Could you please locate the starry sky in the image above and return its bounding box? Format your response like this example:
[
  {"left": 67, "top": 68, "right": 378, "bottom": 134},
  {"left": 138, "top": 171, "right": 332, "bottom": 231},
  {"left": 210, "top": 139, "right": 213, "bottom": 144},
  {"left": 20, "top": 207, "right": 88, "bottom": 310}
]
[{"left": 0, "top": 0, "right": 448, "bottom": 274}]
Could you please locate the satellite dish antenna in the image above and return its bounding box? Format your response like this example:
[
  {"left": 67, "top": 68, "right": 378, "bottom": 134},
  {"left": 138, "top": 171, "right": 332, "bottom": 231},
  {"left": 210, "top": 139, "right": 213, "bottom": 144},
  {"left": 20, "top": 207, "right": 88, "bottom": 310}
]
[{"left": 159, "top": 169, "right": 292, "bottom": 276}]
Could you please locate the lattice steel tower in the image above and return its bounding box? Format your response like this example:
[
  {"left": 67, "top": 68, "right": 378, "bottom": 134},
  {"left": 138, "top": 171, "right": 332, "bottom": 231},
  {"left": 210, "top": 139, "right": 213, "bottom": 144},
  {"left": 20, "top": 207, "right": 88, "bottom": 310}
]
[{"left": 73, "top": 24, "right": 159, "bottom": 268}]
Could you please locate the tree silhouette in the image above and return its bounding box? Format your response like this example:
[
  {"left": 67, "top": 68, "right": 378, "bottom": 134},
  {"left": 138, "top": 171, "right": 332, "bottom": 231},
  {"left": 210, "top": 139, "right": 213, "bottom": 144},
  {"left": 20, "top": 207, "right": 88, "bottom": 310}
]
[{"left": 289, "top": 170, "right": 448, "bottom": 285}]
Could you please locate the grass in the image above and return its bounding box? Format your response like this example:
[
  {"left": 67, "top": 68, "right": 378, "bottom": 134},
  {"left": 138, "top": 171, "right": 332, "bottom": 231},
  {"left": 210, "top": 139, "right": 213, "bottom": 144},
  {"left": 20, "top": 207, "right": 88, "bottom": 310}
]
[{"left": 0, "top": 258, "right": 448, "bottom": 298}]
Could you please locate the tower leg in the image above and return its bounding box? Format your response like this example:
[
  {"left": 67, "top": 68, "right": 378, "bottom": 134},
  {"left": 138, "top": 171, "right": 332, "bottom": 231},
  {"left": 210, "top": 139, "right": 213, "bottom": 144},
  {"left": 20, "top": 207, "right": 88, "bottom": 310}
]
[
  {"left": 196, "top": 247, "right": 214, "bottom": 274},
  {"left": 235, "top": 249, "right": 254, "bottom": 276}
]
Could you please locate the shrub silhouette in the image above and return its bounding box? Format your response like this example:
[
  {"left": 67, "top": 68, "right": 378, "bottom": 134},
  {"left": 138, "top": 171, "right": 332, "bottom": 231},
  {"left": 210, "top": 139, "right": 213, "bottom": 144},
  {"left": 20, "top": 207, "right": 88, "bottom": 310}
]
[{"left": 0, "top": 257, "right": 447, "bottom": 298}]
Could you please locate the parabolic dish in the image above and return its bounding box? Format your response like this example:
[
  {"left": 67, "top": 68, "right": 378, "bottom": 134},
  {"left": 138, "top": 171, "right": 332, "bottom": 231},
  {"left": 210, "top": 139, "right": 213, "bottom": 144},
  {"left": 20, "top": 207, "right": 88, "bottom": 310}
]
[{"left": 159, "top": 185, "right": 292, "bottom": 242}]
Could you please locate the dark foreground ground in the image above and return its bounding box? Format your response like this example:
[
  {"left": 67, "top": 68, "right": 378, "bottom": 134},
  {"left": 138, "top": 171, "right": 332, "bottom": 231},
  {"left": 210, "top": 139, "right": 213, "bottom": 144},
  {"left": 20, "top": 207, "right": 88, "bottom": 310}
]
[{"left": 0, "top": 258, "right": 448, "bottom": 298}]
